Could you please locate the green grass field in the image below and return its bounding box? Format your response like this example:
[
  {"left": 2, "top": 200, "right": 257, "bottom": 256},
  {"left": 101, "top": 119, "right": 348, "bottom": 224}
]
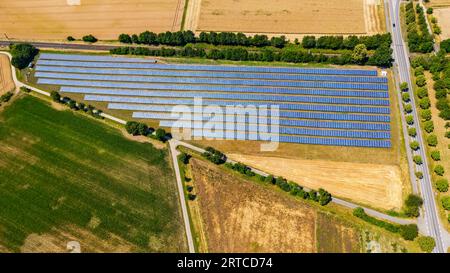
[{"left": 0, "top": 95, "right": 186, "bottom": 252}]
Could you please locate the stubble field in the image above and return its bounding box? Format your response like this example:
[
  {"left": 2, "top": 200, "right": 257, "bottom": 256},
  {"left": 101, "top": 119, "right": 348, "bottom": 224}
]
[
  {"left": 186, "top": 0, "right": 384, "bottom": 36},
  {"left": 0, "top": 0, "right": 184, "bottom": 40}
]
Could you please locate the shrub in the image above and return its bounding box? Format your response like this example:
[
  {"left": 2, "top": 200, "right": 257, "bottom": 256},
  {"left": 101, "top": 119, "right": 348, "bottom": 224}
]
[
  {"left": 413, "top": 155, "right": 422, "bottom": 165},
  {"left": 178, "top": 153, "right": 190, "bottom": 165},
  {"left": 410, "top": 141, "right": 420, "bottom": 151},
  {"left": 430, "top": 150, "right": 440, "bottom": 161},
  {"left": 399, "top": 224, "right": 418, "bottom": 241},
  {"left": 264, "top": 175, "right": 274, "bottom": 184},
  {"left": 434, "top": 165, "right": 445, "bottom": 176},
  {"left": 125, "top": 121, "right": 141, "bottom": 136},
  {"left": 119, "top": 34, "right": 132, "bottom": 44},
  {"left": 416, "top": 75, "right": 427, "bottom": 87},
  {"left": 426, "top": 134, "right": 438, "bottom": 146},
  {"left": 406, "top": 115, "right": 414, "bottom": 125},
  {"left": 436, "top": 179, "right": 449, "bottom": 192},
  {"left": 318, "top": 188, "right": 332, "bottom": 206},
  {"left": 419, "top": 97, "right": 431, "bottom": 109},
  {"left": 408, "top": 127, "right": 417, "bottom": 137},
  {"left": 82, "top": 34, "right": 98, "bottom": 43},
  {"left": 415, "top": 171, "right": 423, "bottom": 179},
  {"left": 421, "top": 109, "right": 432, "bottom": 121},
  {"left": 67, "top": 36, "right": 76, "bottom": 41},
  {"left": 417, "top": 236, "right": 435, "bottom": 253},
  {"left": 353, "top": 207, "right": 400, "bottom": 233},
  {"left": 400, "top": 82, "right": 409, "bottom": 92},
  {"left": 50, "top": 91, "right": 61, "bottom": 102},
  {"left": 0, "top": 92, "right": 13, "bottom": 103},
  {"left": 414, "top": 66, "right": 424, "bottom": 76},
  {"left": 155, "top": 128, "right": 167, "bottom": 141},
  {"left": 417, "top": 87, "right": 428, "bottom": 98},
  {"left": 402, "top": 92, "right": 410, "bottom": 102},
  {"left": 202, "top": 147, "right": 227, "bottom": 165},
  {"left": 442, "top": 196, "right": 450, "bottom": 210},
  {"left": 423, "top": 120, "right": 434, "bottom": 133},
  {"left": 404, "top": 103, "right": 413, "bottom": 113},
  {"left": 9, "top": 43, "right": 39, "bottom": 69}
]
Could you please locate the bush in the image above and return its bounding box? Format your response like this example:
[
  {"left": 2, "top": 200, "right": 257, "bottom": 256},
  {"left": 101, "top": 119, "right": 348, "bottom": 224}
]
[
  {"left": 406, "top": 115, "right": 414, "bottom": 125},
  {"left": 155, "top": 128, "right": 167, "bottom": 141},
  {"left": 178, "top": 153, "right": 191, "bottom": 165},
  {"left": 9, "top": 43, "right": 39, "bottom": 69},
  {"left": 426, "top": 134, "right": 438, "bottom": 146},
  {"left": 421, "top": 109, "right": 432, "bottom": 121},
  {"left": 67, "top": 36, "right": 76, "bottom": 41},
  {"left": 402, "top": 92, "right": 410, "bottom": 102},
  {"left": 202, "top": 147, "right": 227, "bottom": 165},
  {"left": 353, "top": 207, "right": 400, "bottom": 233},
  {"left": 415, "top": 171, "right": 423, "bottom": 179},
  {"left": 419, "top": 97, "right": 431, "bottom": 109},
  {"left": 416, "top": 75, "right": 427, "bottom": 87},
  {"left": 50, "top": 91, "right": 60, "bottom": 102},
  {"left": 318, "top": 188, "right": 332, "bottom": 206},
  {"left": 413, "top": 155, "right": 423, "bottom": 165},
  {"left": 119, "top": 34, "right": 132, "bottom": 44},
  {"left": 404, "top": 103, "right": 413, "bottom": 113},
  {"left": 417, "top": 87, "right": 428, "bottom": 98},
  {"left": 408, "top": 127, "right": 417, "bottom": 137},
  {"left": 431, "top": 150, "right": 440, "bottom": 161},
  {"left": 410, "top": 141, "right": 420, "bottom": 151},
  {"left": 0, "top": 92, "right": 13, "bottom": 103},
  {"left": 400, "top": 82, "right": 409, "bottom": 92},
  {"left": 82, "top": 34, "right": 98, "bottom": 43},
  {"left": 400, "top": 224, "right": 419, "bottom": 241},
  {"left": 417, "top": 236, "right": 435, "bottom": 253},
  {"left": 434, "top": 165, "right": 445, "bottom": 176},
  {"left": 441, "top": 196, "right": 450, "bottom": 210},
  {"left": 436, "top": 179, "right": 449, "bottom": 192},
  {"left": 423, "top": 120, "right": 434, "bottom": 133},
  {"left": 264, "top": 175, "right": 274, "bottom": 184}
]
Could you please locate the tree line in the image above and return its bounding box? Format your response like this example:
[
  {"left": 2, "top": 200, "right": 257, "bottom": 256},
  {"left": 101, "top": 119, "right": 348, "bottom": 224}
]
[
  {"left": 405, "top": 2, "right": 434, "bottom": 53},
  {"left": 202, "top": 147, "right": 332, "bottom": 206},
  {"left": 110, "top": 43, "right": 393, "bottom": 67},
  {"left": 118, "top": 30, "right": 391, "bottom": 51}
]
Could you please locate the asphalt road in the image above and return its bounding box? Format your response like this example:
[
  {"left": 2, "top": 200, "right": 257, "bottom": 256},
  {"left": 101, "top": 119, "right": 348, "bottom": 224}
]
[{"left": 386, "top": 0, "right": 445, "bottom": 252}]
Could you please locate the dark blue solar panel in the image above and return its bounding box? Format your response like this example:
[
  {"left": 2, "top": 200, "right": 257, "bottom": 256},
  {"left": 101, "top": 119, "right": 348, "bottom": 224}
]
[
  {"left": 36, "top": 59, "right": 378, "bottom": 76},
  {"left": 35, "top": 72, "right": 388, "bottom": 90},
  {"left": 55, "top": 85, "right": 389, "bottom": 105},
  {"left": 36, "top": 65, "right": 387, "bottom": 83}
]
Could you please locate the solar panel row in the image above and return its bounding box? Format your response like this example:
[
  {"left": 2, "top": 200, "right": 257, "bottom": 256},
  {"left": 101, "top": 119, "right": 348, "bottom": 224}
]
[
  {"left": 59, "top": 83, "right": 388, "bottom": 99},
  {"left": 56, "top": 85, "right": 389, "bottom": 105},
  {"left": 156, "top": 120, "right": 390, "bottom": 139},
  {"left": 131, "top": 110, "right": 390, "bottom": 122},
  {"left": 36, "top": 65, "right": 387, "bottom": 83},
  {"left": 108, "top": 103, "right": 390, "bottom": 131},
  {"left": 36, "top": 58, "right": 378, "bottom": 76},
  {"left": 39, "top": 53, "right": 157, "bottom": 63},
  {"left": 81, "top": 94, "right": 390, "bottom": 114},
  {"left": 36, "top": 71, "right": 388, "bottom": 90},
  {"left": 188, "top": 130, "right": 391, "bottom": 148}
]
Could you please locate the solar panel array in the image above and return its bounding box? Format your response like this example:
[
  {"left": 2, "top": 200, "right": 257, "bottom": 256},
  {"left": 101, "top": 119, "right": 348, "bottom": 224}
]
[{"left": 35, "top": 53, "right": 392, "bottom": 148}]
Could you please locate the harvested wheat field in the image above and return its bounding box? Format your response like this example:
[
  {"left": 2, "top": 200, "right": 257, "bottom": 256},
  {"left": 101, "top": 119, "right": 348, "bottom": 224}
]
[
  {"left": 192, "top": 0, "right": 383, "bottom": 35},
  {"left": 227, "top": 154, "right": 403, "bottom": 211},
  {"left": 434, "top": 8, "right": 450, "bottom": 39},
  {"left": 0, "top": 0, "right": 185, "bottom": 40},
  {"left": 428, "top": 0, "right": 450, "bottom": 7},
  {"left": 189, "top": 158, "right": 361, "bottom": 253},
  {"left": 0, "top": 55, "right": 14, "bottom": 94}
]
